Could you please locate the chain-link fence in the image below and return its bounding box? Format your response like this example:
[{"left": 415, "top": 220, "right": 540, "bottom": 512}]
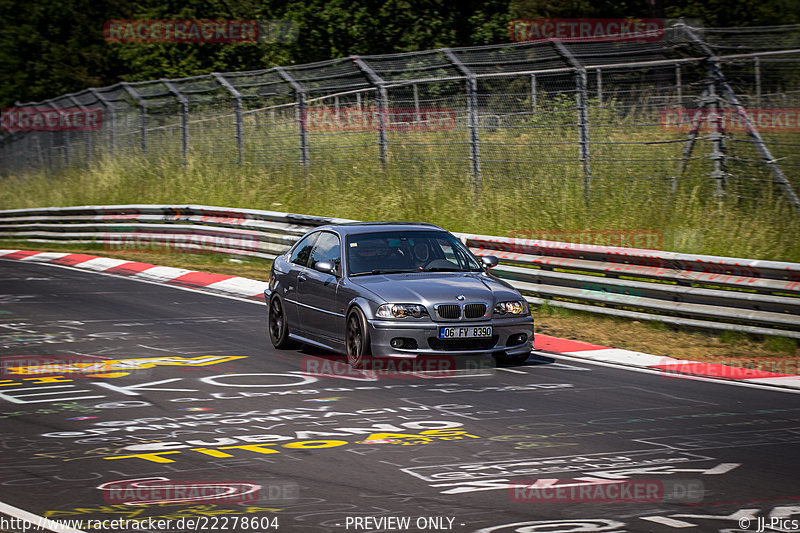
[{"left": 2, "top": 22, "right": 800, "bottom": 210}]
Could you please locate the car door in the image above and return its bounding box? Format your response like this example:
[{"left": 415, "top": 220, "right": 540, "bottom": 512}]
[
  {"left": 296, "top": 231, "right": 343, "bottom": 344},
  {"left": 283, "top": 231, "right": 319, "bottom": 331}
]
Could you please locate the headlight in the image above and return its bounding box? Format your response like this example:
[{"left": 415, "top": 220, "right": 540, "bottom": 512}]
[
  {"left": 376, "top": 304, "right": 427, "bottom": 319},
  {"left": 494, "top": 300, "right": 529, "bottom": 316}
]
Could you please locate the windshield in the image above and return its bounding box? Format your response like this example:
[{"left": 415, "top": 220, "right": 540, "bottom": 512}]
[{"left": 346, "top": 230, "right": 482, "bottom": 276}]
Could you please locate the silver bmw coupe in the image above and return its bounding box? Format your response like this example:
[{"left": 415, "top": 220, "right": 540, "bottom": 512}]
[{"left": 265, "top": 222, "right": 534, "bottom": 367}]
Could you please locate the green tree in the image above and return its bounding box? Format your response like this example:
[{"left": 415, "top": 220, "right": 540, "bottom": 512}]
[{"left": 0, "top": 0, "right": 135, "bottom": 106}]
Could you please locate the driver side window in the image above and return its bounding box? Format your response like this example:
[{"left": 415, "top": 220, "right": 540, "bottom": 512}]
[
  {"left": 290, "top": 233, "right": 319, "bottom": 267},
  {"left": 309, "top": 232, "right": 341, "bottom": 271}
]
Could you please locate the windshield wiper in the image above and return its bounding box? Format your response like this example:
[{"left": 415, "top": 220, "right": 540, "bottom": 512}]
[
  {"left": 350, "top": 269, "right": 417, "bottom": 276},
  {"left": 422, "top": 267, "right": 464, "bottom": 272}
]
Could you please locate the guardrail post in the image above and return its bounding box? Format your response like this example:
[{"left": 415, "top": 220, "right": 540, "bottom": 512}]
[
  {"left": 683, "top": 24, "right": 800, "bottom": 211},
  {"left": 122, "top": 83, "right": 147, "bottom": 154},
  {"left": 162, "top": 80, "right": 189, "bottom": 161},
  {"left": 442, "top": 48, "right": 481, "bottom": 185},
  {"left": 352, "top": 57, "right": 388, "bottom": 168},
  {"left": 213, "top": 73, "right": 244, "bottom": 164},
  {"left": 275, "top": 66, "right": 309, "bottom": 169},
  {"left": 89, "top": 89, "right": 115, "bottom": 153},
  {"left": 553, "top": 40, "right": 591, "bottom": 201}
]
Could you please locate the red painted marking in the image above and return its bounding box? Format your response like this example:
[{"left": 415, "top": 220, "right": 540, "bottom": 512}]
[
  {"left": 652, "top": 363, "right": 792, "bottom": 379},
  {"left": 0, "top": 250, "right": 40, "bottom": 260},
  {"left": 247, "top": 293, "right": 266, "bottom": 301},
  {"left": 50, "top": 254, "right": 100, "bottom": 266},
  {"left": 105, "top": 261, "right": 158, "bottom": 276},
  {"left": 534, "top": 333, "right": 608, "bottom": 353},
  {"left": 168, "top": 271, "right": 235, "bottom": 288}
]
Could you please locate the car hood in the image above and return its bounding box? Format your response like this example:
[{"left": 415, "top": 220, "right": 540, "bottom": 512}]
[{"left": 350, "top": 272, "right": 520, "bottom": 305}]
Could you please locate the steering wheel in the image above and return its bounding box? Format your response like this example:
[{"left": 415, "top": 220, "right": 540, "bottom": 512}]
[{"left": 421, "top": 259, "right": 457, "bottom": 270}]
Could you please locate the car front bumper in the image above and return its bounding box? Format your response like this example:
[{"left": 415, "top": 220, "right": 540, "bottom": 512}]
[{"left": 366, "top": 316, "right": 534, "bottom": 358}]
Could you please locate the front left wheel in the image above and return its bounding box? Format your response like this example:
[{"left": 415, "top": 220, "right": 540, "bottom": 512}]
[
  {"left": 346, "top": 307, "right": 372, "bottom": 368},
  {"left": 268, "top": 295, "right": 297, "bottom": 349}
]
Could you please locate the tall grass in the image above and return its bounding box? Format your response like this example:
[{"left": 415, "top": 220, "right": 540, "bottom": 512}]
[
  {"left": 1, "top": 99, "right": 798, "bottom": 262},
  {"left": 1, "top": 145, "right": 798, "bottom": 262}
]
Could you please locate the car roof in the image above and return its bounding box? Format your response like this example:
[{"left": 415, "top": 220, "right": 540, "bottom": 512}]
[{"left": 312, "top": 221, "right": 446, "bottom": 236}]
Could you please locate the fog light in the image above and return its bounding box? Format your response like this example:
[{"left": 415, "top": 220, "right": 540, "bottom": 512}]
[
  {"left": 508, "top": 333, "right": 527, "bottom": 346},
  {"left": 391, "top": 338, "right": 405, "bottom": 348}
]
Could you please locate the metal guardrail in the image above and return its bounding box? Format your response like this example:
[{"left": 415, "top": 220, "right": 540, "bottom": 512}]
[{"left": 1, "top": 204, "right": 798, "bottom": 339}]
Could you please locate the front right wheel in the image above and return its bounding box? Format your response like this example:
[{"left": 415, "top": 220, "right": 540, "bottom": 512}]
[
  {"left": 268, "top": 295, "right": 296, "bottom": 349},
  {"left": 346, "top": 307, "right": 372, "bottom": 368}
]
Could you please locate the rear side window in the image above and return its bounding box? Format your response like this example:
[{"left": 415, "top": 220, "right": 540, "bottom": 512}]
[{"left": 290, "top": 233, "right": 319, "bottom": 267}]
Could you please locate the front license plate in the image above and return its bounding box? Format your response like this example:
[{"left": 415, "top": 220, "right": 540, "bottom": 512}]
[{"left": 439, "top": 326, "right": 493, "bottom": 339}]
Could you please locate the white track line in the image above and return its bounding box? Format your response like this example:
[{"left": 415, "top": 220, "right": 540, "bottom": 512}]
[
  {"left": 547, "top": 352, "right": 800, "bottom": 395},
  {"left": 0, "top": 501, "right": 87, "bottom": 533}
]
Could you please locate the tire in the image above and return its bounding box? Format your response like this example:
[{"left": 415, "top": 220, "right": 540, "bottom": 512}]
[
  {"left": 345, "top": 307, "right": 372, "bottom": 368},
  {"left": 268, "top": 295, "right": 297, "bottom": 349},
  {"left": 495, "top": 351, "right": 530, "bottom": 366}
]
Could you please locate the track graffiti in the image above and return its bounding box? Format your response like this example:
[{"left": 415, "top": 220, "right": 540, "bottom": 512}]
[{"left": 397, "top": 449, "right": 741, "bottom": 495}]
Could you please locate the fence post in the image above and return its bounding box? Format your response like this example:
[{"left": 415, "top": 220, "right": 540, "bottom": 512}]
[
  {"left": 596, "top": 68, "right": 603, "bottom": 106},
  {"left": 89, "top": 89, "right": 115, "bottom": 153},
  {"left": 677, "top": 85, "right": 710, "bottom": 190},
  {"left": 162, "top": 79, "right": 189, "bottom": 161},
  {"left": 213, "top": 73, "right": 244, "bottom": 164},
  {"left": 352, "top": 56, "right": 388, "bottom": 168},
  {"left": 412, "top": 83, "right": 420, "bottom": 122},
  {"left": 530, "top": 74, "right": 537, "bottom": 112},
  {"left": 122, "top": 83, "right": 147, "bottom": 154},
  {"left": 684, "top": 25, "right": 800, "bottom": 211},
  {"left": 47, "top": 128, "right": 54, "bottom": 170},
  {"left": 706, "top": 78, "right": 727, "bottom": 198},
  {"left": 275, "top": 66, "right": 309, "bottom": 169},
  {"left": 443, "top": 48, "right": 481, "bottom": 185},
  {"left": 675, "top": 64, "right": 682, "bottom": 105},
  {"left": 553, "top": 40, "right": 591, "bottom": 200},
  {"left": 44, "top": 100, "right": 69, "bottom": 167},
  {"left": 754, "top": 56, "right": 762, "bottom": 107},
  {"left": 66, "top": 95, "right": 92, "bottom": 164}
]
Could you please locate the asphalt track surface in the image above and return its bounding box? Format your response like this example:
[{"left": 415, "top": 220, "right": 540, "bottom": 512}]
[{"left": 0, "top": 259, "right": 799, "bottom": 533}]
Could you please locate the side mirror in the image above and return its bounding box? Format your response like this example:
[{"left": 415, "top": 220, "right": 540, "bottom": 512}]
[
  {"left": 314, "top": 261, "right": 337, "bottom": 275},
  {"left": 481, "top": 255, "right": 499, "bottom": 269}
]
